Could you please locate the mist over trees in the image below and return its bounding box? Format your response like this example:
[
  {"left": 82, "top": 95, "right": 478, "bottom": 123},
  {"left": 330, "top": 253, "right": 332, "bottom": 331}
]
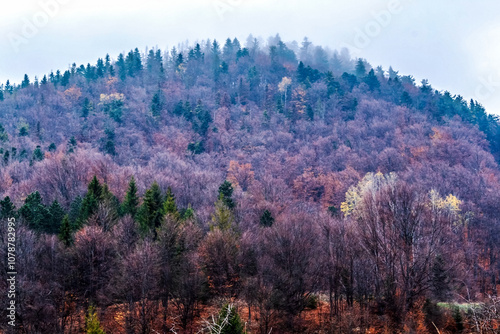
[{"left": 1, "top": 34, "right": 500, "bottom": 333}]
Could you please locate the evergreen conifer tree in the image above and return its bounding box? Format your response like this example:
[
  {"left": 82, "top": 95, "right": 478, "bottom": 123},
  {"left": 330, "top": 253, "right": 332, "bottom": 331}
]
[
  {"left": 364, "top": 69, "right": 380, "bottom": 91},
  {"left": 116, "top": 53, "right": 127, "bottom": 81},
  {"left": 59, "top": 215, "right": 73, "bottom": 247},
  {"left": 21, "top": 74, "right": 30, "bottom": 88},
  {"left": 85, "top": 305, "right": 106, "bottom": 334},
  {"left": 138, "top": 181, "right": 164, "bottom": 232},
  {"left": 211, "top": 194, "right": 235, "bottom": 231},
  {"left": 182, "top": 205, "right": 195, "bottom": 220},
  {"left": 355, "top": 59, "right": 367, "bottom": 77},
  {"left": 19, "top": 191, "right": 51, "bottom": 232},
  {"left": 0, "top": 124, "right": 8, "bottom": 142},
  {"left": 122, "top": 176, "right": 139, "bottom": 218},
  {"left": 48, "top": 200, "right": 66, "bottom": 234},
  {"left": 77, "top": 176, "right": 103, "bottom": 227},
  {"left": 218, "top": 181, "right": 235, "bottom": 209},
  {"left": 213, "top": 304, "right": 245, "bottom": 334},
  {"left": 151, "top": 91, "right": 163, "bottom": 117},
  {"left": 32, "top": 145, "right": 44, "bottom": 161},
  {"left": 163, "top": 187, "right": 179, "bottom": 219},
  {"left": 0, "top": 196, "right": 16, "bottom": 219},
  {"left": 259, "top": 209, "right": 274, "bottom": 227}
]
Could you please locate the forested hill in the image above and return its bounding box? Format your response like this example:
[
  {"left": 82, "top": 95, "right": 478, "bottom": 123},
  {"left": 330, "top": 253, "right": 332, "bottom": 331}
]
[
  {"left": 1, "top": 36, "right": 499, "bottom": 208},
  {"left": 1, "top": 36, "right": 500, "bottom": 332}
]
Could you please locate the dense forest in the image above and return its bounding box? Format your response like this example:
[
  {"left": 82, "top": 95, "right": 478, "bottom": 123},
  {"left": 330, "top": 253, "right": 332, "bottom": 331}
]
[{"left": 1, "top": 34, "right": 500, "bottom": 333}]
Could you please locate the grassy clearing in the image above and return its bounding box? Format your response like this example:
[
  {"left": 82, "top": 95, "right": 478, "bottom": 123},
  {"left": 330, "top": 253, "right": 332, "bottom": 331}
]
[{"left": 437, "top": 302, "right": 483, "bottom": 312}]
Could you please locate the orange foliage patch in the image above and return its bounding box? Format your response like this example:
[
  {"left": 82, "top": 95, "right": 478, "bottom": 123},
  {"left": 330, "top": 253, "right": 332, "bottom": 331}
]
[{"left": 227, "top": 160, "right": 255, "bottom": 191}]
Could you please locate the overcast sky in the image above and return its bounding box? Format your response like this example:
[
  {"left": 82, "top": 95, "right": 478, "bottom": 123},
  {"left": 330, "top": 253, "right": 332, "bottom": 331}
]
[{"left": 1, "top": 0, "right": 500, "bottom": 115}]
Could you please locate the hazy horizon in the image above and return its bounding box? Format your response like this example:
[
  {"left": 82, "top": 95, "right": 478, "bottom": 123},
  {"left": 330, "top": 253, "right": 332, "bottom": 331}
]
[{"left": 2, "top": 0, "right": 500, "bottom": 115}]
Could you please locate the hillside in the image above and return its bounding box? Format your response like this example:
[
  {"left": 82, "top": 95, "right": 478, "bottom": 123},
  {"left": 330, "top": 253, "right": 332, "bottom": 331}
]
[{"left": 1, "top": 36, "right": 500, "bottom": 333}]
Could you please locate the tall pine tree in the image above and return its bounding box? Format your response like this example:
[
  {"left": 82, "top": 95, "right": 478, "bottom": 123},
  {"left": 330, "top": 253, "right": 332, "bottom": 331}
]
[
  {"left": 138, "top": 181, "right": 164, "bottom": 232},
  {"left": 211, "top": 194, "right": 235, "bottom": 232},
  {"left": 213, "top": 304, "right": 245, "bottom": 334},
  {"left": 163, "top": 186, "right": 179, "bottom": 220},
  {"left": 0, "top": 196, "right": 16, "bottom": 218},
  {"left": 18, "top": 192, "right": 51, "bottom": 232},
  {"left": 150, "top": 91, "right": 163, "bottom": 117},
  {"left": 77, "top": 176, "right": 103, "bottom": 227},
  {"left": 122, "top": 176, "right": 139, "bottom": 218},
  {"left": 48, "top": 200, "right": 66, "bottom": 234},
  {"left": 59, "top": 215, "right": 73, "bottom": 247},
  {"left": 259, "top": 209, "right": 274, "bottom": 227},
  {"left": 85, "top": 305, "right": 106, "bottom": 334},
  {"left": 218, "top": 180, "right": 235, "bottom": 209}
]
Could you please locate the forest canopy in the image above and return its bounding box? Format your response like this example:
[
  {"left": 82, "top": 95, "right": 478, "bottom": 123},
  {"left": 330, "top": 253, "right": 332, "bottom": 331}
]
[{"left": 0, "top": 35, "right": 499, "bottom": 333}]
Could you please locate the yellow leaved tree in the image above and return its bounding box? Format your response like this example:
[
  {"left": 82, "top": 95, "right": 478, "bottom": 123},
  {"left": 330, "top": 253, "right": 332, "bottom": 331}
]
[
  {"left": 278, "top": 76, "right": 292, "bottom": 109},
  {"left": 428, "top": 189, "right": 468, "bottom": 228},
  {"left": 340, "top": 171, "right": 397, "bottom": 216}
]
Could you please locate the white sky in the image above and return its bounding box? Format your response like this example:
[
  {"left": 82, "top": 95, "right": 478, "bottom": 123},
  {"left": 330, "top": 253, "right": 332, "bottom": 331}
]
[{"left": 1, "top": 0, "right": 500, "bottom": 115}]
